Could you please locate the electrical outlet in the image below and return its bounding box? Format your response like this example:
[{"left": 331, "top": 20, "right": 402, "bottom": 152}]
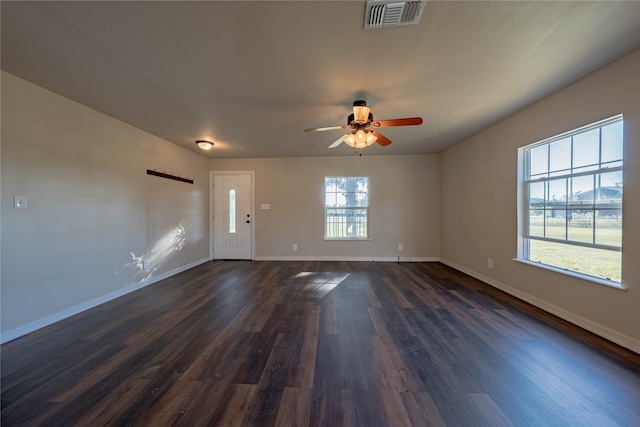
[
  {"left": 398, "top": 243, "right": 404, "bottom": 251},
  {"left": 293, "top": 244, "right": 298, "bottom": 251},
  {"left": 488, "top": 258, "right": 493, "bottom": 269}
]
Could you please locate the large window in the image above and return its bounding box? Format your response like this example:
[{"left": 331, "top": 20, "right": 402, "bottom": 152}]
[
  {"left": 325, "top": 177, "right": 369, "bottom": 239},
  {"left": 520, "top": 115, "right": 623, "bottom": 284}
]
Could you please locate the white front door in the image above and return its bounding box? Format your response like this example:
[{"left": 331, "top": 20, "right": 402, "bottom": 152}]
[{"left": 213, "top": 173, "right": 253, "bottom": 259}]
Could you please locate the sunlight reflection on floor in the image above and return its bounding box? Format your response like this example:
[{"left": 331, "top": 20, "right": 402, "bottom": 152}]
[{"left": 290, "top": 272, "right": 349, "bottom": 298}]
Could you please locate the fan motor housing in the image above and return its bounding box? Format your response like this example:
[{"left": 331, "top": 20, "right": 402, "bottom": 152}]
[
  {"left": 348, "top": 113, "right": 373, "bottom": 125},
  {"left": 350, "top": 100, "right": 373, "bottom": 125}
]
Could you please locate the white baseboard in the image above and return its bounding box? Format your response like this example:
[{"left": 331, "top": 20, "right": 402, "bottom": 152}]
[
  {"left": 439, "top": 258, "right": 640, "bottom": 354},
  {"left": 253, "top": 256, "right": 439, "bottom": 262},
  {"left": 0, "top": 257, "right": 209, "bottom": 344}
]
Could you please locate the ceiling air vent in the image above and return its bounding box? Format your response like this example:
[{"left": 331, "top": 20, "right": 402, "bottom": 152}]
[{"left": 364, "top": 0, "right": 426, "bottom": 29}]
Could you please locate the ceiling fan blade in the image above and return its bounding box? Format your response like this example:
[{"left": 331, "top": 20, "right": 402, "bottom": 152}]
[
  {"left": 370, "top": 117, "right": 423, "bottom": 128},
  {"left": 304, "top": 124, "right": 351, "bottom": 132},
  {"left": 371, "top": 130, "right": 392, "bottom": 146},
  {"left": 328, "top": 133, "right": 348, "bottom": 148}
]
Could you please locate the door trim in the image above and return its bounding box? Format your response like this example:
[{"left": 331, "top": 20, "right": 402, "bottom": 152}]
[{"left": 209, "top": 171, "right": 255, "bottom": 260}]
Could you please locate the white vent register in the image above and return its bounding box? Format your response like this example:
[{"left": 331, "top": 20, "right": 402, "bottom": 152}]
[{"left": 365, "top": 0, "right": 426, "bottom": 29}]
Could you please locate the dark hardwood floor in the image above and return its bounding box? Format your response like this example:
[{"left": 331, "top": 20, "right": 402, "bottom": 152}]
[{"left": 1, "top": 261, "right": 639, "bottom": 426}]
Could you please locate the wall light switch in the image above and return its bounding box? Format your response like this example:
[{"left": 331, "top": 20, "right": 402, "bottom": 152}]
[
  {"left": 261, "top": 203, "right": 271, "bottom": 210},
  {"left": 14, "top": 195, "right": 28, "bottom": 209}
]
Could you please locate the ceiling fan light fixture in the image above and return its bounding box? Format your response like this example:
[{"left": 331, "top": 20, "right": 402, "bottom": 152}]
[
  {"left": 196, "top": 140, "right": 214, "bottom": 151},
  {"left": 305, "top": 99, "right": 422, "bottom": 150},
  {"left": 365, "top": 131, "right": 378, "bottom": 146},
  {"left": 344, "top": 132, "right": 357, "bottom": 147},
  {"left": 353, "top": 129, "right": 369, "bottom": 148}
]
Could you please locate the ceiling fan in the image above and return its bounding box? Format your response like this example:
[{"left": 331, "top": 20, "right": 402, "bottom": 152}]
[{"left": 304, "top": 100, "right": 423, "bottom": 149}]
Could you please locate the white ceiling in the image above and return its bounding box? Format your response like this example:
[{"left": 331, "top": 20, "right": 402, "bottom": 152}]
[{"left": 2, "top": 1, "right": 639, "bottom": 158}]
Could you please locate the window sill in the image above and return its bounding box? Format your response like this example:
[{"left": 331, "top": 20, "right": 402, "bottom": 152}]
[
  {"left": 324, "top": 238, "right": 371, "bottom": 241},
  {"left": 513, "top": 258, "right": 627, "bottom": 291}
]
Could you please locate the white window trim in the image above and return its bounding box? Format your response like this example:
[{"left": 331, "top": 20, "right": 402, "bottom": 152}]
[
  {"left": 517, "top": 114, "right": 624, "bottom": 286},
  {"left": 513, "top": 258, "right": 627, "bottom": 291},
  {"left": 324, "top": 176, "right": 370, "bottom": 240}
]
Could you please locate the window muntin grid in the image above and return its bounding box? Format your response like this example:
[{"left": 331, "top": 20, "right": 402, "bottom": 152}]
[
  {"left": 522, "top": 115, "right": 623, "bottom": 283},
  {"left": 324, "top": 177, "right": 369, "bottom": 239}
]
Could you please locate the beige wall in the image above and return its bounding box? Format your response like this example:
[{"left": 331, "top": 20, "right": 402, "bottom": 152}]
[
  {"left": 210, "top": 155, "right": 440, "bottom": 261},
  {"left": 440, "top": 49, "right": 640, "bottom": 351},
  {"left": 0, "top": 71, "right": 440, "bottom": 341},
  {"left": 1, "top": 72, "right": 211, "bottom": 339},
  {"left": 2, "top": 48, "right": 638, "bottom": 352}
]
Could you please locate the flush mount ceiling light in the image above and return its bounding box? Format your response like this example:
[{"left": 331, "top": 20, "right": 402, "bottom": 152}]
[{"left": 196, "top": 140, "right": 214, "bottom": 151}]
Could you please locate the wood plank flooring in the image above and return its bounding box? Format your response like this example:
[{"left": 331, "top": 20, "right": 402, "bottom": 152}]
[{"left": 2, "top": 261, "right": 639, "bottom": 426}]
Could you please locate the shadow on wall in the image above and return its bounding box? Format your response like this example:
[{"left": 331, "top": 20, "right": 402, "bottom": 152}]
[{"left": 117, "top": 221, "right": 186, "bottom": 284}]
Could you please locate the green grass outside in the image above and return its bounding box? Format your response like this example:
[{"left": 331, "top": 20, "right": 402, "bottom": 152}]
[
  {"left": 529, "top": 217, "right": 621, "bottom": 246},
  {"left": 528, "top": 220, "right": 621, "bottom": 282}
]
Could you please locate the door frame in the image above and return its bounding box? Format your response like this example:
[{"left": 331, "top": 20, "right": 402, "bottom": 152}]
[{"left": 209, "top": 170, "right": 256, "bottom": 260}]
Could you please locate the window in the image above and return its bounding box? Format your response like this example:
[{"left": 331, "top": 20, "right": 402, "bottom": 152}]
[
  {"left": 519, "top": 115, "right": 623, "bottom": 284},
  {"left": 325, "top": 177, "right": 369, "bottom": 239},
  {"left": 229, "top": 189, "right": 236, "bottom": 233}
]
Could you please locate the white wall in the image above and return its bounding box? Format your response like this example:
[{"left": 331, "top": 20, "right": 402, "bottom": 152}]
[
  {"left": 440, "top": 49, "right": 640, "bottom": 351},
  {"left": 1, "top": 72, "right": 211, "bottom": 340},
  {"left": 210, "top": 155, "right": 440, "bottom": 261}
]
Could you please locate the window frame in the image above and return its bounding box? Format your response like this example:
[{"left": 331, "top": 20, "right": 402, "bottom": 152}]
[
  {"left": 518, "top": 114, "right": 624, "bottom": 287},
  {"left": 324, "top": 176, "right": 370, "bottom": 240}
]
